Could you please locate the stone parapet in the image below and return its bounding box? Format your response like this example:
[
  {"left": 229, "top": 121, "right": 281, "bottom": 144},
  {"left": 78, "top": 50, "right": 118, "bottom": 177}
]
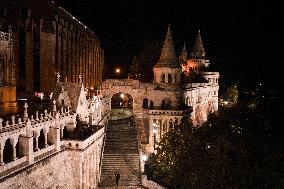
[{"left": 63, "top": 126, "right": 105, "bottom": 150}]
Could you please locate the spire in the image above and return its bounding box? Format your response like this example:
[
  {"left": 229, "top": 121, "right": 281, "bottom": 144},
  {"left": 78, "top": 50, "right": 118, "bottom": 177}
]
[
  {"left": 179, "top": 42, "right": 188, "bottom": 64},
  {"left": 128, "top": 55, "right": 141, "bottom": 80},
  {"left": 155, "top": 24, "right": 180, "bottom": 68},
  {"left": 190, "top": 30, "right": 206, "bottom": 58}
]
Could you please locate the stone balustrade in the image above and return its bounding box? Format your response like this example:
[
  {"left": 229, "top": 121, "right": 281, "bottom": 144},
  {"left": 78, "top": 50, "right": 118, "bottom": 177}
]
[
  {"left": 148, "top": 109, "right": 184, "bottom": 116},
  {"left": 0, "top": 103, "right": 75, "bottom": 178},
  {"left": 63, "top": 126, "right": 105, "bottom": 150}
]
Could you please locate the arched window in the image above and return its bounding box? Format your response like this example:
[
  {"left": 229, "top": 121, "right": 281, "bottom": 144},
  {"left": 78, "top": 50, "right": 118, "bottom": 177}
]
[
  {"left": 3, "top": 138, "right": 13, "bottom": 163},
  {"left": 161, "top": 74, "right": 165, "bottom": 83},
  {"left": 168, "top": 74, "right": 172, "bottom": 83}
]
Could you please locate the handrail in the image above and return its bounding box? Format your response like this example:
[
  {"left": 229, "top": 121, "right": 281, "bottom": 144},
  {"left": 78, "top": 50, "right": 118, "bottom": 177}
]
[{"left": 98, "top": 111, "right": 110, "bottom": 184}]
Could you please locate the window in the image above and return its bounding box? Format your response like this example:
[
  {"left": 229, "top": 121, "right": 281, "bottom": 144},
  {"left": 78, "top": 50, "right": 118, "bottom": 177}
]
[
  {"left": 168, "top": 74, "right": 172, "bottom": 83},
  {"left": 161, "top": 74, "right": 165, "bottom": 83}
]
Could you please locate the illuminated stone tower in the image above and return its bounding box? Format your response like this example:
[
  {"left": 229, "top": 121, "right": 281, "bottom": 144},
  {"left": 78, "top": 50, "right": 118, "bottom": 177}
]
[
  {"left": 153, "top": 24, "right": 182, "bottom": 84},
  {"left": 183, "top": 30, "right": 210, "bottom": 73}
]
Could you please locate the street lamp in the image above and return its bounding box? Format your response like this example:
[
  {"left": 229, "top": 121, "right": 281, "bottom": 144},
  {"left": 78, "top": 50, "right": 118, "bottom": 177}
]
[
  {"left": 142, "top": 154, "right": 148, "bottom": 162},
  {"left": 115, "top": 68, "right": 121, "bottom": 74},
  {"left": 153, "top": 123, "right": 158, "bottom": 152}
]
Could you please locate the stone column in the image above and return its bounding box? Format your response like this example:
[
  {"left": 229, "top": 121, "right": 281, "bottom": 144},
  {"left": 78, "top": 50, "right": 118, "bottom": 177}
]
[
  {"left": 34, "top": 135, "right": 39, "bottom": 151},
  {"left": 67, "top": 25, "right": 72, "bottom": 82},
  {"left": 57, "top": 18, "right": 63, "bottom": 76},
  {"left": 12, "top": 139, "right": 18, "bottom": 160},
  {"left": 159, "top": 119, "right": 163, "bottom": 139},
  {"left": 19, "top": 135, "right": 34, "bottom": 164},
  {"left": 75, "top": 30, "right": 79, "bottom": 83},
  {"left": 25, "top": 29, "right": 34, "bottom": 92},
  {"left": 48, "top": 127, "right": 61, "bottom": 151},
  {"left": 71, "top": 29, "right": 76, "bottom": 83},
  {"left": 62, "top": 21, "right": 68, "bottom": 82},
  {"left": 43, "top": 129, "right": 48, "bottom": 148},
  {"left": 0, "top": 143, "right": 4, "bottom": 165},
  {"left": 0, "top": 118, "right": 3, "bottom": 130}
]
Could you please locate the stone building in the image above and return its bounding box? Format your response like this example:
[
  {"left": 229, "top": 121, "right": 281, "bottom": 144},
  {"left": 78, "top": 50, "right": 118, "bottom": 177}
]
[
  {"left": 0, "top": 80, "right": 106, "bottom": 188},
  {"left": 1, "top": 0, "right": 104, "bottom": 93},
  {"left": 0, "top": 26, "right": 16, "bottom": 107},
  {"left": 102, "top": 25, "right": 219, "bottom": 153}
]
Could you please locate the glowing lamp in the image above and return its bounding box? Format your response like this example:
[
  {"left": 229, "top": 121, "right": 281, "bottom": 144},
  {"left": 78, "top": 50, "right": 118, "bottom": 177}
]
[{"left": 115, "top": 68, "right": 121, "bottom": 73}]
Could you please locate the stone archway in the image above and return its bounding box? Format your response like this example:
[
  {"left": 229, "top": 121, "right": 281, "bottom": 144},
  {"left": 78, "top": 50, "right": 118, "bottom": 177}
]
[{"left": 111, "top": 92, "right": 133, "bottom": 109}]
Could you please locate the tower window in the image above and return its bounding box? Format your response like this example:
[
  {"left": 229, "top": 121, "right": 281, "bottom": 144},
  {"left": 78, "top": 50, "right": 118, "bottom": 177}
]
[
  {"left": 161, "top": 74, "right": 165, "bottom": 83},
  {"left": 168, "top": 74, "right": 172, "bottom": 83}
]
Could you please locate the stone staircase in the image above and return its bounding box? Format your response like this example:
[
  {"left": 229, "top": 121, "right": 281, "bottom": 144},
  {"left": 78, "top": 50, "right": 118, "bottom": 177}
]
[{"left": 99, "top": 116, "right": 142, "bottom": 188}]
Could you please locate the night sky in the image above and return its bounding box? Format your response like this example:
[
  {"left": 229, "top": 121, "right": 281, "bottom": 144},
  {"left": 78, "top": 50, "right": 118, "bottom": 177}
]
[{"left": 57, "top": 0, "right": 282, "bottom": 93}]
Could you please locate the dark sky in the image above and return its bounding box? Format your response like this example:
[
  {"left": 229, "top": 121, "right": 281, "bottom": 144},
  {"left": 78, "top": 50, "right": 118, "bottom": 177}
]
[{"left": 57, "top": 0, "right": 282, "bottom": 91}]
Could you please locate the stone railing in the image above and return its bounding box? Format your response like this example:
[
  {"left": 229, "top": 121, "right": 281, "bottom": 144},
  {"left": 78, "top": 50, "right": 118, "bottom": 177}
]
[
  {"left": 0, "top": 103, "right": 75, "bottom": 179},
  {"left": 63, "top": 126, "right": 105, "bottom": 150},
  {"left": 0, "top": 156, "right": 27, "bottom": 174},
  {"left": 141, "top": 175, "right": 166, "bottom": 189},
  {"left": 148, "top": 110, "right": 184, "bottom": 116}
]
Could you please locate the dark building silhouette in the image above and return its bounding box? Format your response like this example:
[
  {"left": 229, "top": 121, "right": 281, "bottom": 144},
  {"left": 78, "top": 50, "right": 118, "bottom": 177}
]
[{"left": 0, "top": 0, "right": 104, "bottom": 93}]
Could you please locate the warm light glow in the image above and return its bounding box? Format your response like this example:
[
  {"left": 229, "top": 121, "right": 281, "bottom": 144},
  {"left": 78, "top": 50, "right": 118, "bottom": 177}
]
[
  {"left": 120, "top": 93, "right": 124, "bottom": 98},
  {"left": 142, "top": 154, "right": 148, "bottom": 162},
  {"left": 115, "top": 68, "right": 121, "bottom": 73},
  {"left": 153, "top": 123, "right": 158, "bottom": 134}
]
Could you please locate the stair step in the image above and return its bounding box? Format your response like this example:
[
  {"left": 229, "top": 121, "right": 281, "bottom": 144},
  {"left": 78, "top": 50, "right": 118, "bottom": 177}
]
[{"left": 100, "top": 117, "right": 141, "bottom": 186}]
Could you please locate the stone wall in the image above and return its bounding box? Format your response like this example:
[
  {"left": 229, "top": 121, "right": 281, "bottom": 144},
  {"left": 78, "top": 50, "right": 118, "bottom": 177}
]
[
  {"left": 0, "top": 150, "right": 76, "bottom": 189},
  {"left": 0, "top": 125, "right": 105, "bottom": 189}
]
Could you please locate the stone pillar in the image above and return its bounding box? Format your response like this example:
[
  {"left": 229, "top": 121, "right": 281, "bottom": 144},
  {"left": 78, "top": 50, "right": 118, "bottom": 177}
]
[
  {"left": 44, "top": 130, "right": 48, "bottom": 148},
  {"left": 34, "top": 135, "right": 39, "bottom": 151},
  {"left": 48, "top": 127, "right": 61, "bottom": 151},
  {"left": 0, "top": 143, "right": 4, "bottom": 165},
  {"left": 159, "top": 119, "right": 163, "bottom": 139},
  {"left": 0, "top": 118, "right": 3, "bottom": 130},
  {"left": 71, "top": 29, "right": 76, "bottom": 83},
  {"left": 67, "top": 25, "right": 72, "bottom": 82},
  {"left": 19, "top": 135, "right": 34, "bottom": 164},
  {"left": 57, "top": 19, "right": 63, "bottom": 76},
  {"left": 12, "top": 139, "right": 18, "bottom": 160},
  {"left": 62, "top": 22, "right": 68, "bottom": 82},
  {"left": 25, "top": 30, "right": 34, "bottom": 92},
  {"left": 40, "top": 19, "right": 56, "bottom": 92},
  {"left": 23, "top": 102, "right": 28, "bottom": 122}
]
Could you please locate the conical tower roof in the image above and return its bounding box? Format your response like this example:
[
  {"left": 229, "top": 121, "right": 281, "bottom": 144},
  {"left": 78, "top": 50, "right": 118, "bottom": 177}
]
[
  {"left": 179, "top": 42, "right": 188, "bottom": 64},
  {"left": 155, "top": 24, "right": 180, "bottom": 68},
  {"left": 190, "top": 30, "right": 206, "bottom": 58},
  {"left": 128, "top": 55, "right": 141, "bottom": 80}
]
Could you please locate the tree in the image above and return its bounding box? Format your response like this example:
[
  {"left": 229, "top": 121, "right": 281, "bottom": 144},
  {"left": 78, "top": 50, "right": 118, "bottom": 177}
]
[
  {"left": 146, "top": 96, "right": 283, "bottom": 188},
  {"left": 227, "top": 83, "right": 239, "bottom": 105}
]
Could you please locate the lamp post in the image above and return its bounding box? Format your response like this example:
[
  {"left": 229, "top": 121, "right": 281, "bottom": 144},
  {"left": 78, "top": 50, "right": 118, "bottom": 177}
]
[{"left": 153, "top": 123, "right": 158, "bottom": 152}]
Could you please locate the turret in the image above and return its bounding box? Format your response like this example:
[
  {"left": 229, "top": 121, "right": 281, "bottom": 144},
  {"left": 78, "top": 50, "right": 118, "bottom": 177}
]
[
  {"left": 153, "top": 24, "right": 182, "bottom": 84},
  {"left": 178, "top": 42, "right": 188, "bottom": 71},
  {"left": 128, "top": 55, "right": 141, "bottom": 80},
  {"left": 187, "top": 30, "right": 210, "bottom": 72}
]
